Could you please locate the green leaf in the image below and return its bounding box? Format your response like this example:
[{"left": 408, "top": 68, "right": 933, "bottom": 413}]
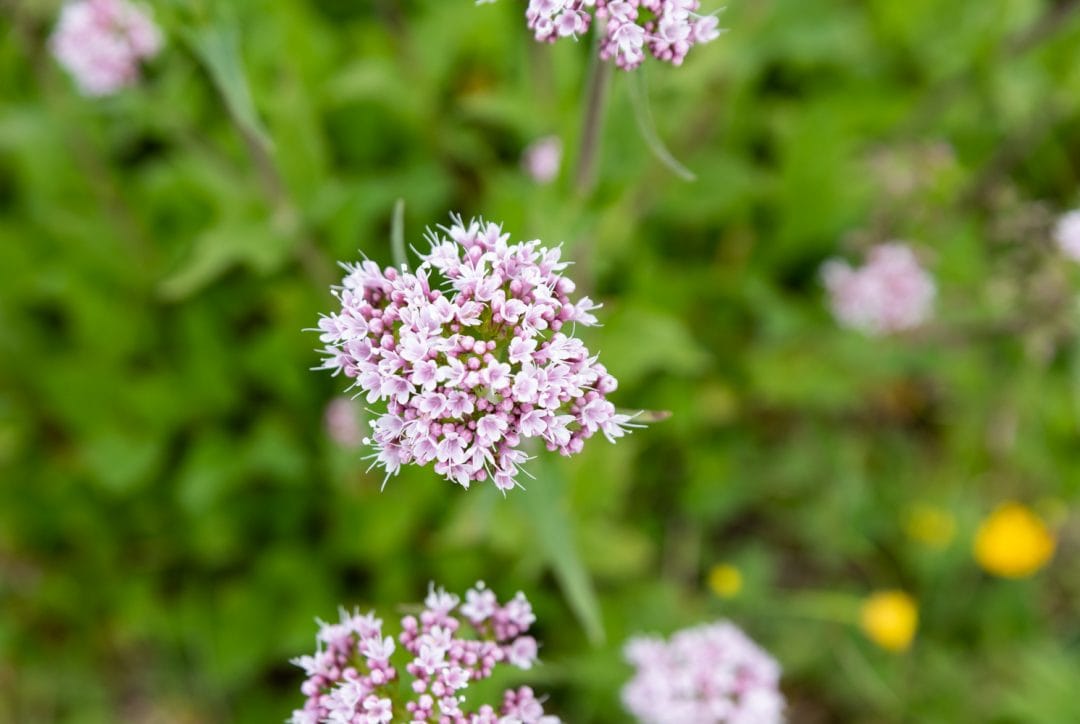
[
  {"left": 159, "top": 219, "right": 291, "bottom": 300},
  {"left": 601, "top": 303, "right": 711, "bottom": 387},
  {"left": 514, "top": 456, "right": 606, "bottom": 645},
  {"left": 184, "top": 23, "right": 272, "bottom": 154}
]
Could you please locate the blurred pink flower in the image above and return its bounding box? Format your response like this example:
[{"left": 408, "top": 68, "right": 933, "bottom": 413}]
[
  {"left": 324, "top": 396, "right": 363, "bottom": 448},
  {"left": 1053, "top": 210, "right": 1080, "bottom": 261},
  {"left": 622, "top": 621, "right": 785, "bottom": 724},
  {"left": 822, "top": 242, "right": 935, "bottom": 336},
  {"left": 50, "top": 0, "right": 162, "bottom": 97},
  {"left": 316, "top": 215, "right": 637, "bottom": 492},
  {"left": 289, "top": 582, "right": 557, "bottom": 723},
  {"left": 522, "top": 136, "right": 563, "bottom": 184}
]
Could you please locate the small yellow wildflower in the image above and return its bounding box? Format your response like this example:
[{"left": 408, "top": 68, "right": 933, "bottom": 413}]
[
  {"left": 860, "top": 590, "right": 918, "bottom": 652},
  {"left": 973, "top": 502, "right": 1055, "bottom": 578},
  {"left": 707, "top": 564, "right": 743, "bottom": 599},
  {"left": 903, "top": 503, "right": 956, "bottom": 549}
]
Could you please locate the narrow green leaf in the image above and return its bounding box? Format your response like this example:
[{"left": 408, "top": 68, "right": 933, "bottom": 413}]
[
  {"left": 184, "top": 23, "right": 272, "bottom": 153},
  {"left": 514, "top": 456, "right": 605, "bottom": 645},
  {"left": 627, "top": 68, "right": 697, "bottom": 182}
]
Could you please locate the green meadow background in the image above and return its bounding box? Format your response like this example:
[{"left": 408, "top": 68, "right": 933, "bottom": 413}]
[{"left": 2, "top": 0, "right": 1080, "bottom": 721}]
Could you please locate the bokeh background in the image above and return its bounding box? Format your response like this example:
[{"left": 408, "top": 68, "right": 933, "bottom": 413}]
[{"left": 3, "top": 0, "right": 1080, "bottom": 721}]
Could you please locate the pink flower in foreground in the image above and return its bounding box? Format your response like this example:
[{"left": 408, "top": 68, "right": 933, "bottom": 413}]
[
  {"left": 289, "top": 582, "right": 558, "bottom": 724},
  {"left": 1053, "top": 209, "right": 1080, "bottom": 262},
  {"left": 50, "top": 0, "right": 162, "bottom": 96},
  {"left": 522, "top": 136, "right": 563, "bottom": 184},
  {"left": 316, "top": 215, "right": 637, "bottom": 492},
  {"left": 512, "top": 1, "right": 722, "bottom": 70},
  {"left": 622, "top": 621, "right": 785, "bottom": 724},
  {"left": 821, "top": 242, "right": 935, "bottom": 336}
]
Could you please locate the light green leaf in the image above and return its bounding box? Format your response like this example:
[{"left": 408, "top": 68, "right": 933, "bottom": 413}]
[
  {"left": 514, "top": 456, "right": 605, "bottom": 645},
  {"left": 184, "top": 23, "right": 272, "bottom": 153},
  {"left": 159, "top": 220, "right": 291, "bottom": 300}
]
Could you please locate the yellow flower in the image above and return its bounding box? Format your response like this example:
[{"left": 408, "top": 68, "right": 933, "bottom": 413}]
[
  {"left": 707, "top": 564, "right": 743, "bottom": 599},
  {"left": 903, "top": 503, "right": 956, "bottom": 549},
  {"left": 860, "top": 590, "right": 918, "bottom": 652},
  {"left": 973, "top": 502, "right": 1055, "bottom": 578}
]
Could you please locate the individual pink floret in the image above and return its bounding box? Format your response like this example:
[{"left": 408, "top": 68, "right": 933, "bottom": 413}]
[
  {"left": 316, "top": 215, "right": 638, "bottom": 492},
  {"left": 50, "top": 0, "right": 162, "bottom": 96},
  {"left": 821, "top": 242, "right": 936, "bottom": 336},
  {"left": 621, "top": 621, "right": 785, "bottom": 724},
  {"left": 289, "top": 582, "right": 558, "bottom": 724}
]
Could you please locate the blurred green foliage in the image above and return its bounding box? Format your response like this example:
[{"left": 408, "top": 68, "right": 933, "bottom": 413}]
[{"left": 2, "top": 0, "right": 1080, "bottom": 722}]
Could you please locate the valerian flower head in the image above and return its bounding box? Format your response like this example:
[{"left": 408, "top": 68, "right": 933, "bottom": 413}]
[
  {"left": 289, "top": 582, "right": 559, "bottom": 724},
  {"left": 821, "top": 242, "right": 935, "bottom": 336},
  {"left": 50, "top": 0, "right": 162, "bottom": 96},
  {"left": 621, "top": 621, "right": 785, "bottom": 724},
  {"left": 483, "top": 1, "right": 721, "bottom": 70},
  {"left": 316, "top": 215, "right": 637, "bottom": 492}
]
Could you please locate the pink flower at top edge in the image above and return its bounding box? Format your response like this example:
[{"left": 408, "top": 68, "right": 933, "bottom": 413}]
[
  {"left": 50, "top": 0, "right": 163, "bottom": 96},
  {"left": 479, "top": 1, "right": 724, "bottom": 70}
]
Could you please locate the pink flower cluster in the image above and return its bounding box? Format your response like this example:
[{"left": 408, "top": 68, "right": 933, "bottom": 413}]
[
  {"left": 621, "top": 622, "right": 785, "bottom": 724},
  {"left": 1053, "top": 209, "right": 1080, "bottom": 262},
  {"left": 289, "top": 582, "right": 558, "bottom": 724},
  {"left": 821, "top": 242, "right": 936, "bottom": 336},
  {"left": 50, "top": 0, "right": 162, "bottom": 97},
  {"left": 317, "top": 216, "right": 636, "bottom": 492},
  {"left": 523, "top": 1, "right": 722, "bottom": 70}
]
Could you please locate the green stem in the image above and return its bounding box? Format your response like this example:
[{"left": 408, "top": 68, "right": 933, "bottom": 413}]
[
  {"left": 627, "top": 67, "right": 696, "bottom": 182},
  {"left": 574, "top": 31, "right": 614, "bottom": 198},
  {"left": 391, "top": 198, "right": 408, "bottom": 270}
]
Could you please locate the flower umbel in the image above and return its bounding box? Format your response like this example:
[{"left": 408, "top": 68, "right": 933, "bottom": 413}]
[
  {"left": 516, "top": 1, "right": 722, "bottom": 70},
  {"left": 289, "top": 582, "right": 558, "bottom": 723},
  {"left": 822, "top": 242, "right": 935, "bottom": 336},
  {"left": 316, "top": 215, "right": 637, "bottom": 492},
  {"left": 973, "top": 502, "right": 1056, "bottom": 578},
  {"left": 621, "top": 621, "right": 785, "bottom": 723},
  {"left": 50, "top": 0, "right": 162, "bottom": 96}
]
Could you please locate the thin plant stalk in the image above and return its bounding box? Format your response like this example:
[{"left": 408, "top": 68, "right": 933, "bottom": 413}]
[
  {"left": 628, "top": 67, "right": 697, "bottom": 182},
  {"left": 390, "top": 198, "right": 408, "bottom": 270},
  {"left": 574, "top": 30, "right": 614, "bottom": 197}
]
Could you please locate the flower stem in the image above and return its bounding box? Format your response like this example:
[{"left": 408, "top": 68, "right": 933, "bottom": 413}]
[
  {"left": 391, "top": 198, "right": 408, "bottom": 270},
  {"left": 574, "top": 31, "right": 613, "bottom": 198}
]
